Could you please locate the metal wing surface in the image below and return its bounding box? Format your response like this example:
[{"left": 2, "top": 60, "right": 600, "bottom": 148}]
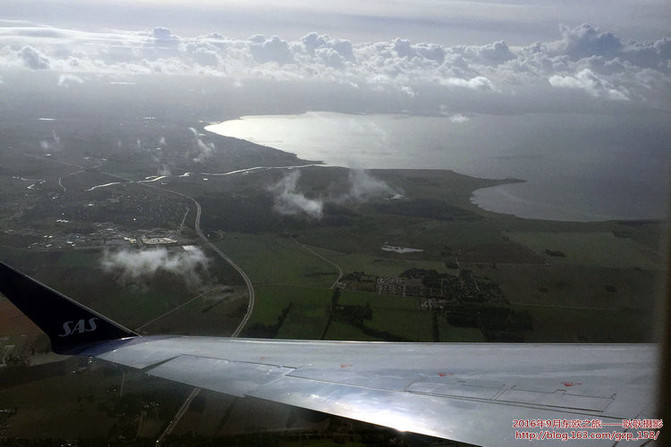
[
  {"left": 89, "top": 337, "right": 657, "bottom": 446},
  {"left": 0, "top": 262, "right": 658, "bottom": 446}
]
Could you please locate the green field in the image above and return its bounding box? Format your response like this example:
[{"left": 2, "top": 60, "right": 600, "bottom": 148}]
[
  {"left": 215, "top": 233, "right": 339, "bottom": 288},
  {"left": 0, "top": 360, "right": 191, "bottom": 440},
  {"left": 0, "top": 113, "right": 667, "bottom": 444},
  {"left": 306, "top": 245, "right": 451, "bottom": 277},
  {"left": 482, "top": 263, "right": 662, "bottom": 309},
  {"left": 0, "top": 247, "right": 241, "bottom": 331},
  {"left": 514, "top": 304, "right": 655, "bottom": 342},
  {"left": 245, "top": 284, "right": 332, "bottom": 336},
  {"left": 136, "top": 286, "right": 249, "bottom": 336},
  {"left": 505, "top": 231, "right": 663, "bottom": 269},
  {"left": 297, "top": 216, "right": 506, "bottom": 260},
  {"left": 244, "top": 284, "right": 479, "bottom": 342}
]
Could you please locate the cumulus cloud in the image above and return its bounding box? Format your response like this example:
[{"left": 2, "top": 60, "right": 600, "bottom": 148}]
[
  {"left": 550, "top": 23, "right": 623, "bottom": 60},
  {"left": 270, "top": 171, "right": 324, "bottom": 219},
  {"left": 249, "top": 35, "right": 293, "bottom": 64},
  {"left": 151, "top": 27, "right": 179, "bottom": 47},
  {"left": 184, "top": 40, "right": 220, "bottom": 67},
  {"left": 0, "top": 22, "right": 669, "bottom": 112},
  {"left": 541, "top": 23, "right": 670, "bottom": 72},
  {"left": 270, "top": 169, "right": 395, "bottom": 219},
  {"left": 57, "top": 73, "right": 83, "bottom": 87},
  {"left": 101, "top": 246, "right": 210, "bottom": 290},
  {"left": 188, "top": 127, "right": 215, "bottom": 162},
  {"left": 344, "top": 169, "right": 394, "bottom": 202},
  {"left": 549, "top": 68, "right": 629, "bottom": 100},
  {"left": 452, "top": 41, "right": 515, "bottom": 66},
  {"left": 440, "top": 76, "right": 495, "bottom": 90},
  {"left": 143, "top": 27, "right": 181, "bottom": 60},
  {"left": 301, "top": 32, "right": 354, "bottom": 62},
  {"left": 39, "top": 129, "right": 61, "bottom": 152},
  {"left": 17, "top": 45, "right": 50, "bottom": 69},
  {"left": 449, "top": 114, "right": 470, "bottom": 123}
]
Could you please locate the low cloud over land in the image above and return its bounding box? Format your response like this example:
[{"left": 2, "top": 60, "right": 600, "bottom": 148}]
[
  {"left": 188, "top": 127, "right": 215, "bottom": 163},
  {"left": 270, "top": 171, "right": 324, "bottom": 219},
  {"left": 269, "top": 169, "right": 395, "bottom": 219},
  {"left": 101, "top": 246, "right": 210, "bottom": 290}
]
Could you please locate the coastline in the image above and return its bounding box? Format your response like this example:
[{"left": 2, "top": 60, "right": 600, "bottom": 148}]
[{"left": 204, "top": 112, "right": 670, "bottom": 224}]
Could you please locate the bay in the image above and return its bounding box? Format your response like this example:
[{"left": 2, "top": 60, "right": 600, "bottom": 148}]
[{"left": 206, "top": 111, "right": 670, "bottom": 222}]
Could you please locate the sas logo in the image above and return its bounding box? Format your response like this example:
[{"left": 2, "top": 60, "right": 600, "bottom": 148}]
[{"left": 58, "top": 318, "right": 99, "bottom": 337}]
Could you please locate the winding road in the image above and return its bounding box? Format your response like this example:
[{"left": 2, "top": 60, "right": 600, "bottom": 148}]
[
  {"left": 8, "top": 141, "right": 319, "bottom": 446},
  {"left": 185, "top": 194, "right": 255, "bottom": 337},
  {"left": 12, "top": 146, "right": 257, "bottom": 338},
  {"left": 102, "top": 173, "right": 257, "bottom": 338},
  {"left": 294, "top": 238, "right": 343, "bottom": 289}
]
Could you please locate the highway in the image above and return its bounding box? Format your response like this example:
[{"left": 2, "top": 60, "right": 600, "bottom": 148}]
[
  {"left": 12, "top": 148, "right": 258, "bottom": 338},
  {"left": 188, "top": 195, "right": 255, "bottom": 338},
  {"left": 126, "top": 180, "right": 256, "bottom": 337}
]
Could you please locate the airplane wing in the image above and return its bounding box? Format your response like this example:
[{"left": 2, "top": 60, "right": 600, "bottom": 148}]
[{"left": 0, "top": 262, "right": 659, "bottom": 446}]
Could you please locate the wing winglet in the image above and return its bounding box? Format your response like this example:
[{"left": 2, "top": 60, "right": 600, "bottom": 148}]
[{"left": 0, "top": 262, "right": 138, "bottom": 354}]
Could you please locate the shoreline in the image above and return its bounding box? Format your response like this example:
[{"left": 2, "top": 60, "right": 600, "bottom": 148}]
[{"left": 204, "top": 112, "right": 669, "bottom": 224}]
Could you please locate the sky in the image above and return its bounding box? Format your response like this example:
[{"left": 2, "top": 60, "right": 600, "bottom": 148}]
[
  {"left": 2, "top": 0, "right": 670, "bottom": 45},
  {"left": 1, "top": 0, "right": 670, "bottom": 118}
]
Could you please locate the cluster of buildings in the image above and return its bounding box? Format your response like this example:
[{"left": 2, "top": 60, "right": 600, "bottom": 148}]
[
  {"left": 338, "top": 269, "right": 505, "bottom": 307},
  {"left": 8, "top": 224, "right": 183, "bottom": 251}
]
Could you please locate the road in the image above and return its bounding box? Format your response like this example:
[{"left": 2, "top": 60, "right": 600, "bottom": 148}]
[
  {"left": 134, "top": 286, "right": 227, "bottom": 332},
  {"left": 134, "top": 184, "right": 256, "bottom": 446},
  {"left": 8, "top": 142, "right": 322, "bottom": 445},
  {"left": 188, "top": 195, "right": 255, "bottom": 337},
  {"left": 13, "top": 148, "right": 257, "bottom": 338},
  {"left": 294, "top": 238, "right": 343, "bottom": 289},
  {"left": 95, "top": 170, "right": 256, "bottom": 337},
  {"left": 94, "top": 173, "right": 256, "bottom": 444},
  {"left": 154, "top": 387, "right": 201, "bottom": 446}
]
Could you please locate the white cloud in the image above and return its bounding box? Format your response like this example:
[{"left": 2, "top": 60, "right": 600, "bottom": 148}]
[
  {"left": 101, "top": 246, "right": 210, "bottom": 290},
  {"left": 250, "top": 35, "right": 294, "bottom": 64},
  {"left": 17, "top": 45, "right": 50, "bottom": 69},
  {"left": 270, "top": 171, "right": 324, "bottom": 219},
  {"left": 440, "top": 76, "right": 495, "bottom": 91},
  {"left": 188, "top": 127, "right": 215, "bottom": 162},
  {"left": 549, "top": 24, "right": 622, "bottom": 60},
  {"left": 345, "top": 169, "right": 393, "bottom": 201},
  {"left": 270, "top": 169, "right": 395, "bottom": 219},
  {"left": 57, "top": 73, "right": 83, "bottom": 87},
  {"left": 548, "top": 68, "right": 629, "bottom": 101},
  {"left": 449, "top": 114, "right": 470, "bottom": 123},
  {"left": 0, "top": 22, "right": 668, "bottom": 112}
]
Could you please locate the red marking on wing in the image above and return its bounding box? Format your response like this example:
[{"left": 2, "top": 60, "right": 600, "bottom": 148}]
[{"left": 340, "top": 363, "right": 352, "bottom": 368}]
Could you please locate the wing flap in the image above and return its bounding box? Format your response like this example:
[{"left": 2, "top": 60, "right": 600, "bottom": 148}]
[
  {"left": 85, "top": 337, "right": 656, "bottom": 446},
  {"left": 286, "top": 365, "right": 417, "bottom": 392},
  {"left": 247, "top": 375, "right": 628, "bottom": 446},
  {"left": 406, "top": 378, "right": 505, "bottom": 399},
  {"left": 3, "top": 265, "right": 658, "bottom": 446},
  {"left": 497, "top": 388, "right": 613, "bottom": 412},
  {"left": 146, "top": 354, "right": 294, "bottom": 397}
]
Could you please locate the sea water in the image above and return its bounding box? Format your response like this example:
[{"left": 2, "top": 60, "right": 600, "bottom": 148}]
[{"left": 206, "top": 111, "right": 670, "bottom": 222}]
